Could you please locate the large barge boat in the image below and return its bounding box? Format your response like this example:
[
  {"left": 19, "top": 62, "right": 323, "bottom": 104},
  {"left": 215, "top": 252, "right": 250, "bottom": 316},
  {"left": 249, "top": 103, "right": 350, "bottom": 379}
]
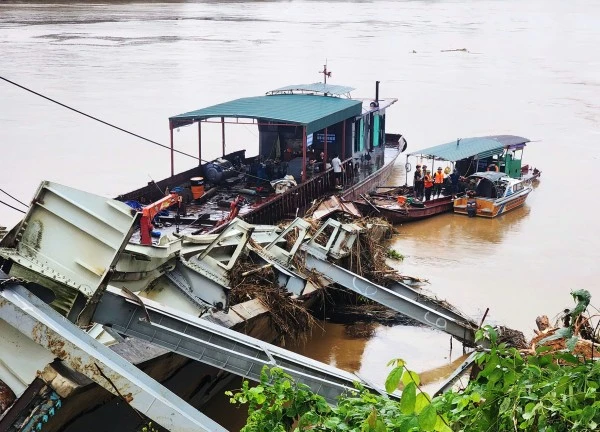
[{"left": 117, "top": 77, "right": 405, "bottom": 234}]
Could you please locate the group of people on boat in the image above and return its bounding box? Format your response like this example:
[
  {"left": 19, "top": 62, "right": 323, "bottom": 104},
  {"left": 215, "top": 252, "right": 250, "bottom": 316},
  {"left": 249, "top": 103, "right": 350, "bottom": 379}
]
[{"left": 413, "top": 164, "right": 460, "bottom": 201}]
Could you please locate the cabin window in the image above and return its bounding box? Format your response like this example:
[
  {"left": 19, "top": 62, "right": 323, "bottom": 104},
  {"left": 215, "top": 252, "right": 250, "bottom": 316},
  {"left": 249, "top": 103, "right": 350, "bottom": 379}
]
[{"left": 513, "top": 183, "right": 523, "bottom": 192}]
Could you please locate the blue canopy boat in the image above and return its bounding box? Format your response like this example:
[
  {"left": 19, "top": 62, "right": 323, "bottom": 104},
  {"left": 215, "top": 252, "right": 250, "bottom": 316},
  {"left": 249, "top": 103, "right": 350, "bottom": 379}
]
[{"left": 354, "top": 135, "right": 540, "bottom": 223}]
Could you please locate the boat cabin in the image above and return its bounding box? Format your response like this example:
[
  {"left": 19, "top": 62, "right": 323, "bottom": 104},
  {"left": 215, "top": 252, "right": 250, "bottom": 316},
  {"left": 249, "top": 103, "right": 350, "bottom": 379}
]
[{"left": 168, "top": 81, "right": 398, "bottom": 184}]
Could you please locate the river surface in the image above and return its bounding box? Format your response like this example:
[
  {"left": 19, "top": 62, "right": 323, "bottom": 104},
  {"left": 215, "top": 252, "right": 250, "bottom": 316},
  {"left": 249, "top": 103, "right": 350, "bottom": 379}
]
[{"left": 1, "top": 0, "right": 600, "bottom": 430}]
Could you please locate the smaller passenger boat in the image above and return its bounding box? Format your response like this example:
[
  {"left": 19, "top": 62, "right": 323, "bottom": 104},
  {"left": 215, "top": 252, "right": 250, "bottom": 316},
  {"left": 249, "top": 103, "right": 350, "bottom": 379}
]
[
  {"left": 453, "top": 172, "right": 533, "bottom": 218},
  {"left": 353, "top": 191, "right": 456, "bottom": 223}
]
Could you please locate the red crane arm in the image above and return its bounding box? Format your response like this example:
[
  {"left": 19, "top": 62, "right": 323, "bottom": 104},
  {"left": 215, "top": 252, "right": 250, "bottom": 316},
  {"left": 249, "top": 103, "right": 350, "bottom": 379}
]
[{"left": 139, "top": 193, "right": 182, "bottom": 246}]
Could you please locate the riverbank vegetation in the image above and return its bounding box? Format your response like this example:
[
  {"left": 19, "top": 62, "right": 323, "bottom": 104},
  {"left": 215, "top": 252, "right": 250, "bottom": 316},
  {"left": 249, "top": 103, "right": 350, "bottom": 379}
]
[{"left": 227, "top": 290, "right": 600, "bottom": 431}]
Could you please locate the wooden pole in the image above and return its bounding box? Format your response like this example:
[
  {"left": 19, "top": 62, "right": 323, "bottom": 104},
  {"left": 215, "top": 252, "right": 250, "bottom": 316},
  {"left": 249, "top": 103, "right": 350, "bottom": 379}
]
[
  {"left": 302, "top": 127, "right": 307, "bottom": 182},
  {"left": 341, "top": 120, "right": 346, "bottom": 160},
  {"left": 169, "top": 124, "right": 174, "bottom": 176},
  {"left": 221, "top": 117, "right": 225, "bottom": 157},
  {"left": 324, "top": 127, "right": 328, "bottom": 169},
  {"left": 198, "top": 121, "right": 202, "bottom": 165}
]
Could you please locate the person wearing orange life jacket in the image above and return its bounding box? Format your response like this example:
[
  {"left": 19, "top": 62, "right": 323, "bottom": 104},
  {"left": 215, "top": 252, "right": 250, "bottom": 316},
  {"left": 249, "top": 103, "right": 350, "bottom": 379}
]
[
  {"left": 433, "top": 166, "right": 445, "bottom": 198},
  {"left": 423, "top": 169, "right": 434, "bottom": 201}
]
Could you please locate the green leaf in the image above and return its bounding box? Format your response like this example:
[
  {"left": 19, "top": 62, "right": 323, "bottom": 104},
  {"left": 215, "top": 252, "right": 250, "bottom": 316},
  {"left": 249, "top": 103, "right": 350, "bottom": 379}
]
[
  {"left": 499, "top": 397, "right": 511, "bottom": 413},
  {"left": 417, "top": 404, "right": 437, "bottom": 431},
  {"left": 366, "top": 409, "right": 377, "bottom": 429},
  {"left": 520, "top": 394, "right": 539, "bottom": 401},
  {"left": 554, "top": 352, "right": 579, "bottom": 364},
  {"left": 539, "top": 327, "right": 573, "bottom": 344},
  {"left": 399, "top": 416, "right": 419, "bottom": 432},
  {"left": 434, "top": 416, "right": 452, "bottom": 432},
  {"left": 566, "top": 336, "right": 579, "bottom": 352},
  {"left": 386, "top": 358, "right": 405, "bottom": 368},
  {"left": 522, "top": 402, "right": 537, "bottom": 420},
  {"left": 486, "top": 326, "right": 498, "bottom": 344},
  {"left": 535, "top": 345, "right": 553, "bottom": 354},
  {"left": 581, "top": 405, "right": 596, "bottom": 425},
  {"left": 385, "top": 367, "right": 403, "bottom": 393},
  {"left": 414, "top": 392, "right": 430, "bottom": 414},
  {"left": 488, "top": 367, "right": 503, "bottom": 384},
  {"left": 401, "top": 370, "right": 421, "bottom": 387},
  {"left": 399, "top": 382, "right": 416, "bottom": 415}
]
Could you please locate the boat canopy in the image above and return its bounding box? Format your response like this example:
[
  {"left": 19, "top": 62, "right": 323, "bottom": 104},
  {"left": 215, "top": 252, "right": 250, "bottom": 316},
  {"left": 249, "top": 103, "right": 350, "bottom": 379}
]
[
  {"left": 407, "top": 135, "right": 530, "bottom": 162},
  {"left": 169, "top": 93, "right": 362, "bottom": 135}
]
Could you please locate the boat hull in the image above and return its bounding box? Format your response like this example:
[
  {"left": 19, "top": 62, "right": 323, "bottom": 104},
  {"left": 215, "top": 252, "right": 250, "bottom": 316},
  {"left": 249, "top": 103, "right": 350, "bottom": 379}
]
[
  {"left": 354, "top": 195, "right": 454, "bottom": 224},
  {"left": 454, "top": 188, "right": 532, "bottom": 218}
]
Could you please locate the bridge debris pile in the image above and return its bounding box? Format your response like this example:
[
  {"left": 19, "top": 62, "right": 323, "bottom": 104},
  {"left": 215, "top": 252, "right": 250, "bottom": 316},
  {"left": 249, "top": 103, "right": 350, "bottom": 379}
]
[{"left": 229, "top": 253, "right": 316, "bottom": 342}]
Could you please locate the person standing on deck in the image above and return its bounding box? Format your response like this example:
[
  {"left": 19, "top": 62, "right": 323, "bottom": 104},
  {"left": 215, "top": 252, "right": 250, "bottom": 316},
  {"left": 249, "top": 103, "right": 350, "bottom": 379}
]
[
  {"left": 331, "top": 154, "right": 344, "bottom": 189},
  {"left": 423, "top": 169, "right": 434, "bottom": 201},
  {"left": 319, "top": 151, "right": 326, "bottom": 172},
  {"left": 433, "top": 167, "right": 445, "bottom": 198},
  {"left": 413, "top": 165, "right": 423, "bottom": 199},
  {"left": 449, "top": 168, "right": 460, "bottom": 199}
]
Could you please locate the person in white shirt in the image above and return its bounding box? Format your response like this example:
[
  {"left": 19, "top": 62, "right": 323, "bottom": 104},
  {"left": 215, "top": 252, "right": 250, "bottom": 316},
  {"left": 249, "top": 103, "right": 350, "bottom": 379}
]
[{"left": 331, "top": 154, "right": 344, "bottom": 189}]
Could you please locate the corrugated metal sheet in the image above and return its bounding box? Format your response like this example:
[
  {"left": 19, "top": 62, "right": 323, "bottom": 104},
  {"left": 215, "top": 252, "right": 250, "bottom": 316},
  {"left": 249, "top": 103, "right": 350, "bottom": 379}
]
[
  {"left": 170, "top": 94, "right": 362, "bottom": 135},
  {"left": 408, "top": 135, "right": 529, "bottom": 162}
]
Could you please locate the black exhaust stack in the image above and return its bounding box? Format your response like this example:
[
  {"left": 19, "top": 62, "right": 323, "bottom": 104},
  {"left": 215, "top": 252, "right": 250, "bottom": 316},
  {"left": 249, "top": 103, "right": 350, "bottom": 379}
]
[{"left": 370, "top": 81, "right": 380, "bottom": 108}]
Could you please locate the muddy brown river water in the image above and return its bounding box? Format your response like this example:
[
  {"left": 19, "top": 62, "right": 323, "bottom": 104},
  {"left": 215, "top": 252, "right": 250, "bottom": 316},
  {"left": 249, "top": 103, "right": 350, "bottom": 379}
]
[{"left": 1, "top": 0, "right": 600, "bottom": 429}]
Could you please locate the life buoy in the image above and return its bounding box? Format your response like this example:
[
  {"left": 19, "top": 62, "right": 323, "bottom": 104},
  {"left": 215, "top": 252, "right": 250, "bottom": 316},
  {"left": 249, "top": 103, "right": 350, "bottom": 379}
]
[{"left": 405, "top": 162, "right": 412, "bottom": 172}]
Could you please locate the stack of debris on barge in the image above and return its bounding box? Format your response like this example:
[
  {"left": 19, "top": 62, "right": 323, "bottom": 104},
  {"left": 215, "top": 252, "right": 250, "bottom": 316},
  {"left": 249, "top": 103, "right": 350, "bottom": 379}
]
[{"left": 0, "top": 180, "right": 521, "bottom": 431}]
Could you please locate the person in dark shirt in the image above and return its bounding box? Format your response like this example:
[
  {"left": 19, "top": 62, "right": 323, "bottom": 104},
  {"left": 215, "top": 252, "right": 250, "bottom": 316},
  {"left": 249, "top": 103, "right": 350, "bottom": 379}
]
[
  {"left": 413, "top": 164, "right": 423, "bottom": 199},
  {"left": 449, "top": 168, "right": 460, "bottom": 198}
]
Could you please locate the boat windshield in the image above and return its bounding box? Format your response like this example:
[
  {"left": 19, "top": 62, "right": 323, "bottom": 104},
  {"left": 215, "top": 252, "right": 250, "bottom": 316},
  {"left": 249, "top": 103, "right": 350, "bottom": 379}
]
[{"left": 469, "top": 172, "right": 510, "bottom": 198}]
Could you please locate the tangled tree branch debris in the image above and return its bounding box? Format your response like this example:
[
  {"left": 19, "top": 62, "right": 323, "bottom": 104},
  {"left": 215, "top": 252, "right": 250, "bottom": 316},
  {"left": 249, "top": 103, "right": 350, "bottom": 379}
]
[
  {"left": 229, "top": 252, "right": 318, "bottom": 345},
  {"left": 227, "top": 215, "right": 432, "bottom": 339},
  {"left": 528, "top": 289, "right": 600, "bottom": 358}
]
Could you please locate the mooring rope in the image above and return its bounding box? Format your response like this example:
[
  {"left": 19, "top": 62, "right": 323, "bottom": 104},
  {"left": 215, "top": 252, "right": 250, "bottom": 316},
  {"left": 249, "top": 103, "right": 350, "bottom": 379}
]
[{"left": 0, "top": 199, "right": 26, "bottom": 214}]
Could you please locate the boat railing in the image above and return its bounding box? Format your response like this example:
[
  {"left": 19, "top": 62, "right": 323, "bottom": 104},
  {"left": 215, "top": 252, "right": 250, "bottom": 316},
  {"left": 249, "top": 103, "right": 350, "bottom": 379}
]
[
  {"left": 117, "top": 165, "right": 204, "bottom": 203},
  {"left": 243, "top": 157, "right": 354, "bottom": 225}
]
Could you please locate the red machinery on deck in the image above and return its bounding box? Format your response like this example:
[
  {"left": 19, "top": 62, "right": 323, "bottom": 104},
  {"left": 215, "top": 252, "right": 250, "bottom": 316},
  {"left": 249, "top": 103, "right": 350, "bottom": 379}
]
[{"left": 140, "top": 193, "right": 182, "bottom": 246}]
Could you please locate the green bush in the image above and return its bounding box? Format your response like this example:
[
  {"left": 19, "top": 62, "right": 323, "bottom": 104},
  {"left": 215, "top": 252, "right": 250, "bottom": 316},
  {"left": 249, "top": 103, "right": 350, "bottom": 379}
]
[{"left": 228, "top": 325, "right": 600, "bottom": 431}]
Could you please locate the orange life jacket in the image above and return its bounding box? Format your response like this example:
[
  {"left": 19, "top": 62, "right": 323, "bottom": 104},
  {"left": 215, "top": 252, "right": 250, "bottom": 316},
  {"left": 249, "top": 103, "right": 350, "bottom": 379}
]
[
  {"left": 424, "top": 175, "right": 433, "bottom": 188},
  {"left": 434, "top": 172, "right": 445, "bottom": 184}
]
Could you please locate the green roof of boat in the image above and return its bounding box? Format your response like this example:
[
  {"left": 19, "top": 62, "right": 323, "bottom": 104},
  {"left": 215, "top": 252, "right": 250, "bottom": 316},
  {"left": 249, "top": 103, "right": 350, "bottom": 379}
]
[
  {"left": 169, "top": 90, "right": 363, "bottom": 135},
  {"left": 408, "top": 135, "right": 530, "bottom": 162}
]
